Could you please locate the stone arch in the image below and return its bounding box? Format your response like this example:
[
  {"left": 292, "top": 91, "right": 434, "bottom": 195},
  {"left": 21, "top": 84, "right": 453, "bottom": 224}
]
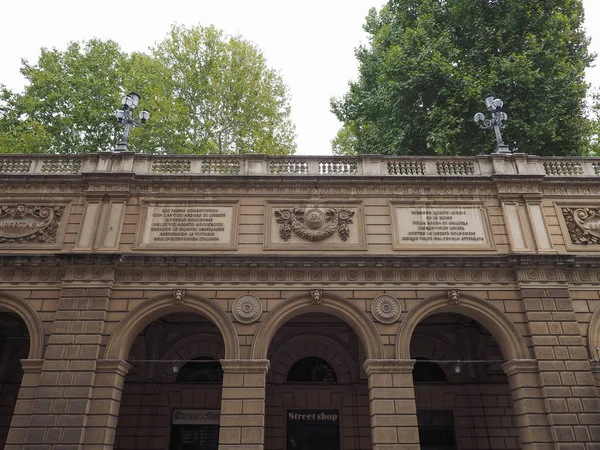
[
  {"left": 0, "top": 293, "right": 44, "bottom": 359},
  {"left": 396, "top": 292, "right": 530, "bottom": 361},
  {"left": 268, "top": 334, "right": 356, "bottom": 384},
  {"left": 251, "top": 292, "right": 384, "bottom": 360},
  {"left": 588, "top": 305, "right": 600, "bottom": 360},
  {"left": 105, "top": 292, "right": 239, "bottom": 360},
  {"left": 160, "top": 332, "right": 225, "bottom": 361}
]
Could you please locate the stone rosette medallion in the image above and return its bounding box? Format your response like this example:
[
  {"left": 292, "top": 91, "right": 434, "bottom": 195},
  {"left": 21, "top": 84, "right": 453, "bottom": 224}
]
[
  {"left": 275, "top": 206, "right": 354, "bottom": 242},
  {"left": 0, "top": 204, "right": 64, "bottom": 244},
  {"left": 562, "top": 207, "right": 600, "bottom": 244},
  {"left": 371, "top": 295, "right": 402, "bottom": 324},
  {"left": 232, "top": 294, "right": 263, "bottom": 324}
]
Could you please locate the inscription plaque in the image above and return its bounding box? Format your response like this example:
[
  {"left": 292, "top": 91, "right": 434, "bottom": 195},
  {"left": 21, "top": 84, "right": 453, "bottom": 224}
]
[
  {"left": 393, "top": 205, "right": 493, "bottom": 250},
  {"left": 137, "top": 204, "right": 237, "bottom": 249}
]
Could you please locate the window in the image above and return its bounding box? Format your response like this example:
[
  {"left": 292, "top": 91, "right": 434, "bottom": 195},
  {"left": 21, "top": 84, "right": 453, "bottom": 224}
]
[
  {"left": 412, "top": 357, "right": 448, "bottom": 383},
  {"left": 176, "top": 357, "right": 223, "bottom": 383},
  {"left": 287, "top": 356, "right": 337, "bottom": 383}
]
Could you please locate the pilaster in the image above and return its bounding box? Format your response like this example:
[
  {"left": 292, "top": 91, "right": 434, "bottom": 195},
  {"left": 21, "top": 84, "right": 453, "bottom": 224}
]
[
  {"left": 218, "top": 359, "right": 270, "bottom": 450},
  {"left": 5, "top": 359, "right": 44, "bottom": 450},
  {"left": 364, "top": 359, "right": 420, "bottom": 450},
  {"left": 519, "top": 285, "right": 600, "bottom": 448}
]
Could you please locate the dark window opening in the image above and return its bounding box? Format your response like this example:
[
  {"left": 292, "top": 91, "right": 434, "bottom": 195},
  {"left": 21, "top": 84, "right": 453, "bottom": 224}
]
[
  {"left": 176, "top": 357, "right": 223, "bottom": 383},
  {"left": 417, "top": 410, "right": 457, "bottom": 449},
  {"left": 287, "top": 356, "right": 337, "bottom": 383},
  {"left": 170, "top": 424, "right": 219, "bottom": 450},
  {"left": 412, "top": 357, "right": 448, "bottom": 383}
]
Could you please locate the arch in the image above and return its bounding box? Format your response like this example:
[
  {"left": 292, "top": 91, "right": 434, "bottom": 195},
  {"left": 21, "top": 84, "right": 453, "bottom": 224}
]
[
  {"left": 160, "top": 332, "right": 225, "bottom": 362},
  {"left": 0, "top": 293, "right": 44, "bottom": 359},
  {"left": 251, "top": 292, "right": 384, "bottom": 360},
  {"left": 105, "top": 293, "right": 239, "bottom": 360},
  {"left": 588, "top": 305, "right": 600, "bottom": 360},
  {"left": 396, "top": 292, "right": 530, "bottom": 361},
  {"left": 268, "top": 334, "right": 356, "bottom": 384}
]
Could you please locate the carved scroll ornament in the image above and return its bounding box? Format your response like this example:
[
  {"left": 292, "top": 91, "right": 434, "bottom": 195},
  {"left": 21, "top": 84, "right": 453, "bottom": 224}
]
[
  {"left": 275, "top": 207, "right": 354, "bottom": 242},
  {"left": 562, "top": 207, "right": 600, "bottom": 244},
  {"left": 0, "top": 204, "right": 64, "bottom": 244}
]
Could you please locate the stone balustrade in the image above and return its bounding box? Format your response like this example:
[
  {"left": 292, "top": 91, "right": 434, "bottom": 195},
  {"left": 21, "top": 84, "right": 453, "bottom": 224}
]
[{"left": 1, "top": 152, "right": 600, "bottom": 177}]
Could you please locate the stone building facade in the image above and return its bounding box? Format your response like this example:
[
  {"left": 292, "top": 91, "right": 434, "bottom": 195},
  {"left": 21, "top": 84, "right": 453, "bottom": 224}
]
[{"left": 1, "top": 152, "right": 600, "bottom": 450}]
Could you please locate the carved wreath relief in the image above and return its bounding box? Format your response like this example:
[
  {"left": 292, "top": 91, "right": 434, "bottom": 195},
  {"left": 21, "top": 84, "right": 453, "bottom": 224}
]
[
  {"left": 275, "top": 207, "right": 354, "bottom": 242},
  {"left": 0, "top": 204, "right": 64, "bottom": 244},
  {"left": 232, "top": 294, "right": 263, "bottom": 324},
  {"left": 562, "top": 207, "right": 600, "bottom": 244}
]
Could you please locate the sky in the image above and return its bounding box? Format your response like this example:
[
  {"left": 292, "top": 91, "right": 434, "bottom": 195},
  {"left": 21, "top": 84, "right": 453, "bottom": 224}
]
[{"left": 0, "top": 0, "right": 599, "bottom": 155}]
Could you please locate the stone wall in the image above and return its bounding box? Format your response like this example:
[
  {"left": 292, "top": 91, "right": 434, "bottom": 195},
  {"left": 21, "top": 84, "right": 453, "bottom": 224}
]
[{"left": 0, "top": 153, "right": 600, "bottom": 449}]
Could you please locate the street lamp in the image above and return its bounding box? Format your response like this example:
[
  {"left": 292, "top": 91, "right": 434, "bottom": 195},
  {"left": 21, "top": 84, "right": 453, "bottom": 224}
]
[
  {"left": 474, "top": 94, "right": 510, "bottom": 154},
  {"left": 114, "top": 91, "right": 149, "bottom": 152}
]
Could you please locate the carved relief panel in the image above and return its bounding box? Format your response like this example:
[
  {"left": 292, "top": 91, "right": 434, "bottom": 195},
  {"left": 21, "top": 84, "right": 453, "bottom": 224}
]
[
  {"left": 556, "top": 203, "right": 600, "bottom": 251},
  {"left": 264, "top": 201, "right": 365, "bottom": 250},
  {"left": 0, "top": 203, "right": 69, "bottom": 249}
]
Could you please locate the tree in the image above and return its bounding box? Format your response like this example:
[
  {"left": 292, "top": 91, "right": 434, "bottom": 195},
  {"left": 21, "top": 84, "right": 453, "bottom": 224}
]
[
  {"left": 0, "top": 25, "right": 296, "bottom": 155},
  {"left": 2, "top": 40, "right": 129, "bottom": 154},
  {"left": 153, "top": 24, "right": 296, "bottom": 155},
  {"left": 331, "top": 0, "right": 594, "bottom": 156}
]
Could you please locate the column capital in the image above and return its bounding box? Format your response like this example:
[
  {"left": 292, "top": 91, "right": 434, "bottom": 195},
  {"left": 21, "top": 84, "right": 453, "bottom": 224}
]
[
  {"left": 363, "top": 359, "right": 415, "bottom": 375},
  {"left": 220, "top": 359, "right": 270, "bottom": 374},
  {"left": 96, "top": 359, "right": 134, "bottom": 376},
  {"left": 502, "top": 359, "right": 539, "bottom": 376},
  {"left": 20, "top": 359, "right": 44, "bottom": 373}
]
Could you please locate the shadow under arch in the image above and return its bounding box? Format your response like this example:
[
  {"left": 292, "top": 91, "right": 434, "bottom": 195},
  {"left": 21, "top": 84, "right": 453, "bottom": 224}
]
[
  {"left": 105, "top": 292, "right": 240, "bottom": 360},
  {"left": 0, "top": 293, "right": 44, "bottom": 359},
  {"left": 588, "top": 305, "right": 600, "bottom": 360},
  {"left": 251, "top": 292, "right": 384, "bottom": 360},
  {"left": 396, "top": 292, "right": 530, "bottom": 361}
]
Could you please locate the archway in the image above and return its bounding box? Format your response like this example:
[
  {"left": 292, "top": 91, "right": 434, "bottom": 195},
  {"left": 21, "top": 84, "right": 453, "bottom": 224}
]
[
  {"left": 113, "top": 313, "right": 227, "bottom": 450},
  {"left": 109, "top": 293, "right": 238, "bottom": 450},
  {"left": 0, "top": 295, "right": 44, "bottom": 449},
  {"left": 105, "top": 293, "right": 239, "bottom": 360},
  {"left": 265, "top": 313, "right": 371, "bottom": 450},
  {"left": 252, "top": 292, "right": 383, "bottom": 360},
  {"left": 400, "top": 294, "right": 530, "bottom": 450},
  {"left": 0, "top": 312, "right": 31, "bottom": 449}
]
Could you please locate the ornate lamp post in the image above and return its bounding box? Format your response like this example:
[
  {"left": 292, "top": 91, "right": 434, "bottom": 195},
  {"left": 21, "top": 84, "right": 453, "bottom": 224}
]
[
  {"left": 114, "top": 92, "right": 149, "bottom": 152},
  {"left": 474, "top": 94, "right": 510, "bottom": 154}
]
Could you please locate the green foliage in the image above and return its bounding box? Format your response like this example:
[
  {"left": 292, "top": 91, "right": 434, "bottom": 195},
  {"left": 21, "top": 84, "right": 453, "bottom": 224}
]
[
  {"left": 332, "top": 0, "right": 595, "bottom": 156},
  {"left": 153, "top": 24, "right": 296, "bottom": 155},
  {"left": 0, "top": 25, "right": 296, "bottom": 155}
]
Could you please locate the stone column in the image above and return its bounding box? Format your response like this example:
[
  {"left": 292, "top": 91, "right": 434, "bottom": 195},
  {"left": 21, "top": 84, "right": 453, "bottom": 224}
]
[
  {"left": 5, "top": 359, "right": 44, "bottom": 449},
  {"left": 219, "top": 359, "right": 270, "bottom": 450},
  {"left": 502, "top": 359, "right": 554, "bottom": 450},
  {"left": 519, "top": 285, "right": 600, "bottom": 449},
  {"left": 364, "top": 359, "right": 420, "bottom": 450}
]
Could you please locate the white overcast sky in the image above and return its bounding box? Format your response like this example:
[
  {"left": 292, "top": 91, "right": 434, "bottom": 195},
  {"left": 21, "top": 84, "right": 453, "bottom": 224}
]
[{"left": 1, "top": 0, "right": 599, "bottom": 155}]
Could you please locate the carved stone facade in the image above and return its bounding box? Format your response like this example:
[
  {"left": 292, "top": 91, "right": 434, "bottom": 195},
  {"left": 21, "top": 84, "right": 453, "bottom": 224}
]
[{"left": 1, "top": 153, "right": 600, "bottom": 450}]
